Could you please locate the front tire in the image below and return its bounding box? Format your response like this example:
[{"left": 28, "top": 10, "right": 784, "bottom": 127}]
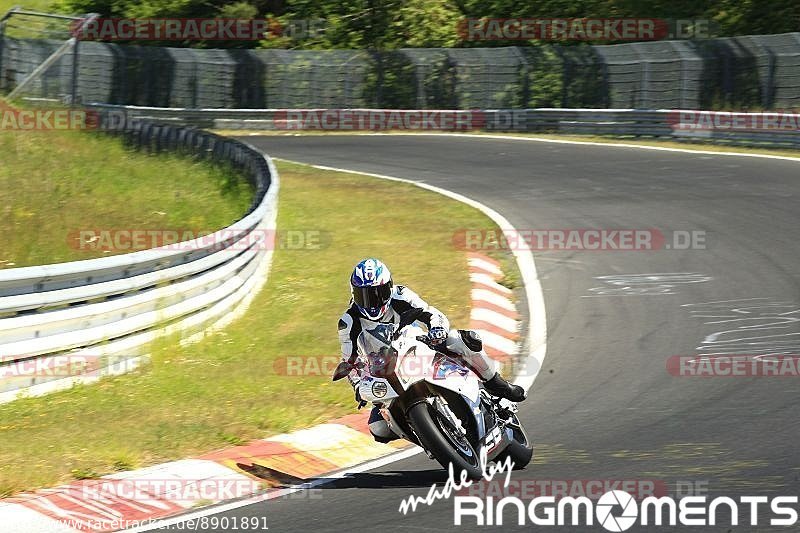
[{"left": 407, "top": 401, "right": 483, "bottom": 480}]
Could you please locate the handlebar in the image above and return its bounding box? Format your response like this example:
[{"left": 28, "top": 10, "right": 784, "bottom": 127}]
[
  {"left": 416, "top": 334, "right": 463, "bottom": 359},
  {"left": 416, "top": 334, "right": 433, "bottom": 346}
]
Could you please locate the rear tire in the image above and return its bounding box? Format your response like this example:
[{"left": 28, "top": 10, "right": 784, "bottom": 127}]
[
  {"left": 408, "top": 402, "right": 483, "bottom": 480},
  {"left": 493, "top": 418, "right": 533, "bottom": 470}
]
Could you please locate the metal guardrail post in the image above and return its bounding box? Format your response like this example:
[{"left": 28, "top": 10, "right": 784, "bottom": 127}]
[
  {"left": 69, "top": 13, "right": 98, "bottom": 105},
  {"left": 70, "top": 22, "right": 78, "bottom": 103},
  {"left": 0, "top": 6, "right": 21, "bottom": 24}
]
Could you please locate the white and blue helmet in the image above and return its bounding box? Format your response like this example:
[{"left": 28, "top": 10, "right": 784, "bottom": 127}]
[{"left": 350, "top": 258, "right": 393, "bottom": 320}]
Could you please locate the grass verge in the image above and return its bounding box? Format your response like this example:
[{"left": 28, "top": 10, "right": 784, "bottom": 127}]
[
  {"left": 0, "top": 128, "right": 251, "bottom": 268},
  {"left": 0, "top": 0, "right": 55, "bottom": 14},
  {"left": 0, "top": 159, "right": 514, "bottom": 496}
]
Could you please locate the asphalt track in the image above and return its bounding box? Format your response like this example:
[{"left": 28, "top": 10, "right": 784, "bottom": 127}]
[{"left": 155, "top": 135, "right": 799, "bottom": 532}]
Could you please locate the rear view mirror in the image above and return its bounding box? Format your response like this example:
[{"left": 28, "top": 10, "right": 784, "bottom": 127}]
[{"left": 332, "top": 360, "right": 353, "bottom": 381}]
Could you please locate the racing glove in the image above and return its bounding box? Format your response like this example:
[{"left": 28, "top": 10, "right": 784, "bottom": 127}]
[{"left": 428, "top": 326, "right": 448, "bottom": 345}]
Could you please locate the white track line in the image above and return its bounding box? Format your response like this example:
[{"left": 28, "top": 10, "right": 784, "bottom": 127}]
[
  {"left": 362, "top": 132, "right": 800, "bottom": 162},
  {"left": 127, "top": 154, "right": 549, "bottom": 532}
]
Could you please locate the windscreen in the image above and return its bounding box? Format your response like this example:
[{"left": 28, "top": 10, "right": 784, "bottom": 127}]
[{"left": 356, "top": 323, "right": 397, "bottom": 378}]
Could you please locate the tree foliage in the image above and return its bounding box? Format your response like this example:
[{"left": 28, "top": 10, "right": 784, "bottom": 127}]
[{"left": 55, "top": 0, "right": 800, "bottom": 48}]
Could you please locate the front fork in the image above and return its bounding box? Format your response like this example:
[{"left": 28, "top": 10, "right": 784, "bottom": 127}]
[
  {"left": 477, "top": 393, "right": 520, "bottom": 459},
  {"left": 383, "top": 395, "right": 471, "bottom": 457}
]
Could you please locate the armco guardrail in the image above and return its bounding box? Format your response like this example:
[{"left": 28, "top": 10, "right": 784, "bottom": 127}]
[
  {"left": 0, "top": 111, "right": 279, "bottom": 403},
  {"left": 87, "top": 105, "right": 800, "bottom": 149}
]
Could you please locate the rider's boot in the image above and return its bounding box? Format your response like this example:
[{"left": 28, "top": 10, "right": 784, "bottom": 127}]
[
  {"left": 444, "top": 329, "right": 527, "bottom": 402},
  {"left": 483, "top": 372, "right": 526, "bottom": 402},
  {"left": 368, "top": 406, "right": 400, "bottom": 443}
]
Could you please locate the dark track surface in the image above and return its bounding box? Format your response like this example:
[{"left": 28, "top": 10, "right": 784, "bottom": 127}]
[{"left": 156, "top": 135, "right": 800, "bottom": 532}]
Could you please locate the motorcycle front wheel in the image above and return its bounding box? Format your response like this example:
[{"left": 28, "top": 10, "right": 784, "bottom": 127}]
[{"left": 408, "top": 401, "right": 483, "bottom": 480}]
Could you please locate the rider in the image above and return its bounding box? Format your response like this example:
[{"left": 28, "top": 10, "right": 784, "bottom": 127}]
[{"left": 338, "top": 258, "right": 526, "bottom": 443}]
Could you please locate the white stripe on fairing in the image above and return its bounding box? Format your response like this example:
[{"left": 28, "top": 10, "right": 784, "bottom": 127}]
[
  {"left": 469, "top": 272, "right": 512, "bottom": 294},
  {"left": 471, "top": 288, "right": 517, "bottom": 312},
  {"left": 0, "top": 502, "right": 79, "bottom": 533},
  {"left": 470, "top": 307, "right": 519, "bottom": 334},
  {"left": 467, "top": 257, "right": 503, "bottom": 277},
  {"left": 474, "top": 329, "right": 519, "bottom": 356}
]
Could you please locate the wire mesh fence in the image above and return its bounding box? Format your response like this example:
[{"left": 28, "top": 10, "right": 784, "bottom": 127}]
[{"left": 1, "top": 10, "right": 798, "bottom": 110}]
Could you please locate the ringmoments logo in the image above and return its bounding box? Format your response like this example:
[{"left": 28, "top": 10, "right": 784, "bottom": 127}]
[
  {"left": 453, "top": 490, "right": 799, "bottom": 528},
  {"left": 595, "top": 490, "right": 638, "bottom": 531}
]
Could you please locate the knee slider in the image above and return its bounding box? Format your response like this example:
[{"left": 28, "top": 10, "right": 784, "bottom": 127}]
[{"left": 458, "top": 329, "right": 483, "bottom": 352}]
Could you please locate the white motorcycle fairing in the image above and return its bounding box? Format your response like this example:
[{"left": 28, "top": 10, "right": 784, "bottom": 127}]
[{"left": 358, "top": 324, "right": 481, "bottom": 404}]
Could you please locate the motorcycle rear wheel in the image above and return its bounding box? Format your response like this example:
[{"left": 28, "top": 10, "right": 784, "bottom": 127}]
[
  {"left": 493, "top": 416, "right": 533, "bottom": 470},
  {"left": 408, "top": 401, "right": 483, "bottom": 480}
]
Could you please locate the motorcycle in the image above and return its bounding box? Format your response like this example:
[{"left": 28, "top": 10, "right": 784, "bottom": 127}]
[{"left": 332, "top": 309, "right": 533, "bottom": 479}]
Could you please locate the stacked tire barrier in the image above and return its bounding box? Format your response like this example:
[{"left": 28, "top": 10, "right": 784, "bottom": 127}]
[
  {"left": 2, "top": 33, "right": 800, "bottom": 110},
  {"left": 0, "top": 110, "right": 279, "bottom": 403}
]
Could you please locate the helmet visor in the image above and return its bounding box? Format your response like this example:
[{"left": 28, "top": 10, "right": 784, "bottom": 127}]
[{"left": 352, "top": 282, "right": 393, "bottom": 312}]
